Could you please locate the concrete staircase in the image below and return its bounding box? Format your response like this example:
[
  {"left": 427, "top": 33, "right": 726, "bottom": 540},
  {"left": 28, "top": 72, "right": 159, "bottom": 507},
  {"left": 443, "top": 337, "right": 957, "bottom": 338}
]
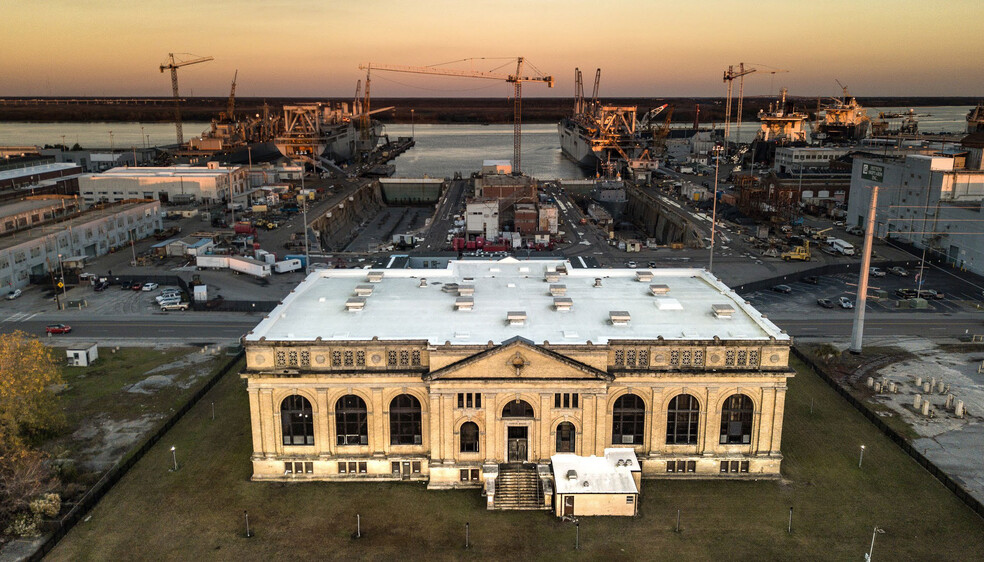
[{"left": 493, "top": 464, "right": 547, "bottom": 510}]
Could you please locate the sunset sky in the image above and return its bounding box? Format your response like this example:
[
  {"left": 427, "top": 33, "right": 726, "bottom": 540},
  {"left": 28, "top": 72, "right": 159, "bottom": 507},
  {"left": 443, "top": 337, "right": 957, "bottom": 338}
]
[{"left": 4, "top": 0, "right": 983, "bottom": 99}]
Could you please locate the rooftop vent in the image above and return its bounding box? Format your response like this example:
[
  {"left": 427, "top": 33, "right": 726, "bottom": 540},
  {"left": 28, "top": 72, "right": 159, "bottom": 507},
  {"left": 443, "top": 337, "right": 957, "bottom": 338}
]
[
  {"left": 566, "top": 469, "right": 578, "bottom": 481},
  {"left": 553, "top": 297, "right": 573, "bottom": 311},
  {"left": 636, "top": 271, "right": 654, "bottom": 282},
  {"left": 549, "top": 284, "right": 567, "bottom": 296},
  {"left": 712, "top": 304, "right": 735, "bottom": 319},
  {"left": 441, "top": 283, "right": 459, "bottom": 294},
  {"left": 354, "top": 284, "right": 374, "bottom": 297},
  {"left": 367, "top": 271, "right": 384, "bottom": 283},
  {"left": 507, "top": 310, "right": 527, "bottom": 326},
  {"left": 455, "top": 296, "right": 474, "bottom": 310},
  {"left": 650, "top": 284, "right": 670, "bottom": 295},
  {"left": 610, "top": 310, "right": 631, "bottom": 325},
  {"left": 593, "top": 278, "right": 603, "bottom": 288},
  {"left": 654, "top": 297, "right": 683, "bottom": 310},
  {"left": 345, "top": 297, "right": 367, "bottom": 311},
  {"left": 557, "top": 265, "right": 568, "bottom": 275},
  {"left": 458, "top": 284, "right": 475, "bottom": 296},
  {"left": 545, "top": 272, "right": 560, "bottom": 283},
  {"left": 419, "top": 278, "right": 427, "bottom": 288}
]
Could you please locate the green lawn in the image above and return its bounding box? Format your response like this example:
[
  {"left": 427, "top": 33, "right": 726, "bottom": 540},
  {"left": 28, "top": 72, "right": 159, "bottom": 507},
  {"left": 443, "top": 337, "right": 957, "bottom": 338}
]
[{"left": 48, "top": 356, "right": 984, "bottom": 560}]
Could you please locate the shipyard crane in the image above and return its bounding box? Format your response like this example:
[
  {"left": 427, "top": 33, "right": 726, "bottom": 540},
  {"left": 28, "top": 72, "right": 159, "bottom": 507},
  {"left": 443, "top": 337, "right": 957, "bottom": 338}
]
[
  {"left": 359, "top": 58, "right": 553, "bottom": 174},
  {"left": 652, "top": 105, "right": 675, "bottom": 154},
  {"left": 353, "top": 79, "right": 362, "bottom": 115},
  {"left": 722, "top": 63, "right": 756, "bottom": 142},
  {"left": 638, "top": 104, "right": 669, "bottom": 129},
  {"left": 159, "top": 53, "right": 213, "bottom": 145},
  {"left": 225, "top": 70, "right": 238, "bottom": 121},
  {"left": 590, "top": 68, "right": 602, "bottom": 111},
  {"left": 835, "top": 79, "right": 850, "bottom": 101},
  {"left": 574, "top": 68, "right": 584, "bottom": 114}
]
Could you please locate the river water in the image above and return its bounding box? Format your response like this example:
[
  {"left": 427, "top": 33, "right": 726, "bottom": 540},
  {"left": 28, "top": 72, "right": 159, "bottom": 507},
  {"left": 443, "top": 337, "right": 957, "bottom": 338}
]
[{"left": 0, "top": 105, "right": 974, "bottom": 180}]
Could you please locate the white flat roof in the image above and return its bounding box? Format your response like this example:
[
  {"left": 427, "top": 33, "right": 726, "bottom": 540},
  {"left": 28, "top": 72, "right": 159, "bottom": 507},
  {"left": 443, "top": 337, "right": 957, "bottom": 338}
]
[
  {"left": 552, "top": 449, "right": 639, "bottom": 495},
  {"left": 246, "top": 258, "right": 787, "bottom": 344},
  {"left": 95, "top": 166, "right": 241, "bottom": 179},
  {"left": 0, "top": 162, "right": 80, "bottom": 181}
]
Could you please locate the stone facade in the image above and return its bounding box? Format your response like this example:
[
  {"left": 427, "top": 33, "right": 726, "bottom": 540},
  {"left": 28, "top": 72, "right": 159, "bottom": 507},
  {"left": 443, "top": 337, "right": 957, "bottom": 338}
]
[{"left": 244, "top": 335, "right": 792, "bottom": 487}]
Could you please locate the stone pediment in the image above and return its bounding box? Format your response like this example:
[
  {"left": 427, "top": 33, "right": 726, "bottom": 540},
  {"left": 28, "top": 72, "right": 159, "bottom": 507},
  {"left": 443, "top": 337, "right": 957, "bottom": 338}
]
[{"left": 425, "top": 339, "right": 612, "bottom": 382}]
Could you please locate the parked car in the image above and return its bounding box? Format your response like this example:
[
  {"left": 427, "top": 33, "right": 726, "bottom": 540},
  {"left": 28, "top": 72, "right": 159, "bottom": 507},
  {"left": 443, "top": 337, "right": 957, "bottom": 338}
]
[
  {"left": 918, "top": 289, "right": 944, "bottom": 300},
  {"left": 142, "top": 282, "right": 159, "bottom": 291},
  {"left": 94, "top": 281, "right": 109, "bottom": 292},
  {"left": 625, "top": 261, "right": 637, "bottom": 268},
  {"left": 45, "top": 323, "right": 72, "bottom": 334},
  {"left": 888, "top": 266, "right": 908, "bottom": 277},
  {"left": 6, "top": 289, "right": 22, "bottom": 300},
  {"left": 648, "top": 261, "right": 657, "bottom": 268},
  {"left": 130, "top": 283, "right": 143, "bottom": 291},
  {"left": 817, "top": 298, "right": 835, "bottom": 308},
  {"left": 160, "top": 287, "right": 180, "bottom": 295},
  {"left": 119, "top": 281, "right": 132, "bottom": 290},
  {"left": 156, "top": 295, "right": 181, "bottom": 305},
  {"left": 869, "top": 267, "right": 886, "bottom": 277},
  {"left": 771, "top": 284, "right": 792, "bottom": 294},
  {"left": 846, "top": 226, "right": 864, "bottom": 236},
  {"left": 801, "top": 276, "right": 820, "bottom": 285},
  {"left": 895, "top": 288, "right": 918, "bottom": 299},
  {"left": 838, "top": 296, "right": 854, "bottom": 309},
  {"left": 160, "top": 302, "right": 189, "bottom": 311}
]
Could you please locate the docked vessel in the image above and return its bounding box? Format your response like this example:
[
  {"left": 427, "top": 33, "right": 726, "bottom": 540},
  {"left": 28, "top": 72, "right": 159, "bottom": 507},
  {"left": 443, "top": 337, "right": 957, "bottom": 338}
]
[
  {"left": 815, "top": 86, "right": 870, "bottom": 143},
  {"left": 275, "top": 103, "right": 381, "bottom": 168},
  {"left": 750, "top": 88, "right": 809, "bottom": 162},
  {"left": 558, "top": 68, "right": 650, "bottom": 173},
  {"left": 589, "top": 178, "right": 628, "bottom": 222},
  {"left": 968, "top": 102, "right": 984, "bottom": 134}
]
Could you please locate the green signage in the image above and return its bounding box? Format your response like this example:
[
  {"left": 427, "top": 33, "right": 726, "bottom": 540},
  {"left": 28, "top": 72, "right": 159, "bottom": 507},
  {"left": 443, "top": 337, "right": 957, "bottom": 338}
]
[{"left": 861, "top": 163, "right": 884, "bottom": 182}]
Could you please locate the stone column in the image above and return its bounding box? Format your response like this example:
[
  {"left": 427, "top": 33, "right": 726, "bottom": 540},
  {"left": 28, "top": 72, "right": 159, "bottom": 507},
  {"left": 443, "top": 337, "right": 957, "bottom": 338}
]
[
  {"left": 769, "top": 385, "right": 787, "bottom": 455},
  {"left": 539, "top": 393, "right": 552, "bottom": 461},
  {"left": 701, "top": 387, "right": 721, "bottom": 455},
  {"left": 248, "top": 386, "right": 264, "bottom": 456},
  {"left": 484, "top": 392, "right": 496, "bottom": 462},
  {"left": 258, "top": 388, "right": 277, "bottom": 457},
  {"left": 371, "top": 387, "right": 385, "bottom": 456},
  {"left": 429, "top": 394, "right": 443, "bottom": 463},
  {"left": 317, "top": 388, "right": 331, "bottom": 457}
]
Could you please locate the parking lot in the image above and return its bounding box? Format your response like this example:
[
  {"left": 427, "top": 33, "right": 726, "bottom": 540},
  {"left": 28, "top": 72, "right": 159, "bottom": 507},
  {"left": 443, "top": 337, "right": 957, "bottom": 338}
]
[{"left": 744, "top": 265, "right": 984, "bottom": 315}]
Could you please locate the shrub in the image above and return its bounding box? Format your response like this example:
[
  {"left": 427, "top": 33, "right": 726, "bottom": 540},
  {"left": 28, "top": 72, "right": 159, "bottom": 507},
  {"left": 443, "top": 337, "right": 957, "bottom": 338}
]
[
  {"left": 3, "top": 512, "right": 41, "bottom": 538},
  {"left": 30, "top": 493, "right": 61, "bottom": 518}
]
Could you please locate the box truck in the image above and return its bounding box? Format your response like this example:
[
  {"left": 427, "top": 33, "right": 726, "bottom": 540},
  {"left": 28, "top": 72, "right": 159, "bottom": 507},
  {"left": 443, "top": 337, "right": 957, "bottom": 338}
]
[{"left": 228, "top": 256, "right": 272, "bottom": 278}]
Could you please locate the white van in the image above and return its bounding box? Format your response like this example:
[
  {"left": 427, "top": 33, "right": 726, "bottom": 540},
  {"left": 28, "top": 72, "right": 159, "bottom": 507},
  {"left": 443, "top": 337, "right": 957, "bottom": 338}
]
[{"left": 832, "top": 239, "right": 855, "bottom": 256}]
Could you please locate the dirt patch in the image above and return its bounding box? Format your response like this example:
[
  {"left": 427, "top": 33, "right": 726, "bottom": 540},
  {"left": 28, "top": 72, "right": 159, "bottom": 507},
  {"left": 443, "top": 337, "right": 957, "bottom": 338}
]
[{"left": 72, "top": 414, "right": 162, "bottom": 471}]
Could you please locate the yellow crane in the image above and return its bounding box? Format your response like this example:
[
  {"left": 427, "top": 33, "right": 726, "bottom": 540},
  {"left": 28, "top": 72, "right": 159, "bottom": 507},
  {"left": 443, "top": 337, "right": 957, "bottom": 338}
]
[
  {"left": 722, "top": 63, "right": 756, "bottom": 142},
  {"left": 359, "top": 58, "right": 553, "bottom": 174},
  {"left": 159, "top": 53, "right": 213, "bottom": 145}
]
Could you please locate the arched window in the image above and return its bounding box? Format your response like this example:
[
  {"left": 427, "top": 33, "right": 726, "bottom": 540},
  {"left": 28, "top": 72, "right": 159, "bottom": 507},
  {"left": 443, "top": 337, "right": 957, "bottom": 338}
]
[
  {"left": 281, "top": 395, "right": 314, "bottom": 446},
  {"left": 460, "top": 422, "right": 480, "bottom": 453},
  {"left": 501, "top": 400, "right": 534, "bottom": 418},
  {"left": 612, "top": 394, "right": 645, "bottom": 445},
  {"left": 666, "top": 394, "right": 700, "bottom": 445},
  {"left": 335, "top": 395, "right": 368, "bottom": 446},
  {"left": 720, "top": 394, "right": 754, "bottom": 444},
  {"left": 556, "top": 422, "right": 576, "bottom": 453},
  {"left": 390, "top": 394, "right": 422, "bottom": 445}
]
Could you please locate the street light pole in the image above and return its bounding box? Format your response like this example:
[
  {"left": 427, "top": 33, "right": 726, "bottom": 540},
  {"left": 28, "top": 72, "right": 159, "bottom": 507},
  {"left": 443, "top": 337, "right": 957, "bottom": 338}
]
[
  {"left": 170, "top": 445, "right": 178, "bottom": 471},
  {"left": 709, "top": 143, "right": 723, "bottom": 273},
  {"left": 301, "top": 170, "right": 310, "bottom": 274},
  {"left": 410, "top": 109, "right": 415, "bottom": 137},
  {"left": 858, "top": 445, "right": 865, "bottom": 468},
  {"left": 866, "top": 527, "right": 885, "bottom": 561}
]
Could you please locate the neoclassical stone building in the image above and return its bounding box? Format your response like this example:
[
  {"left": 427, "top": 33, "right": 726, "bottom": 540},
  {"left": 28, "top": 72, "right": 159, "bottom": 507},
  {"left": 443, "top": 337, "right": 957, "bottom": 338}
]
[{"left": 243, "top": 258, "right": 793, "bottom": 501}]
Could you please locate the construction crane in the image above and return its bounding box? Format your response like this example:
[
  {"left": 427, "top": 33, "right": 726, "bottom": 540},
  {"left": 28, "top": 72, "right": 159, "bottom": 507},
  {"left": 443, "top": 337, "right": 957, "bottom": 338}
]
[
  {"left": 159, "top": 53, "right": 213, "bottom": 145},
  {"left": 652, "top": 105, "right": 675, "bottom": 154},
  {"left": 638, "top": 103, "right": 669, "bottom": 129},
  {"left": 359, "top": 58, "right": 553, "bottom": 174},
  {"left": 225, "top": 70, "right": 238, "bottom": 121},
  {"left": 573, "top": 68, "right": 584, "bottom": 114},
  {"left": 722, "top": 63, "right": 756, "bottom": 143}
]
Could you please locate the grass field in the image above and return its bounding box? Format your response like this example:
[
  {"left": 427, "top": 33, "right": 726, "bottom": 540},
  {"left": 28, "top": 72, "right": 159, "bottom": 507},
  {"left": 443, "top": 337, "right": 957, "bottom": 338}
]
[
  {"left": 48, "top": 357, "right": 984, "bottom": 560},
  {"left": 43, "top": 348, "right": 228, "bottom": 476}
]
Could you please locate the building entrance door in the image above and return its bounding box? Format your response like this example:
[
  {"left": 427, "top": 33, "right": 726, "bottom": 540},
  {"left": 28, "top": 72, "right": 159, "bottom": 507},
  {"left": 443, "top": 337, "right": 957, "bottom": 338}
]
[
  {"left": 507, "top": 426, "right": 528, "bottom": 463},
  {"left": 563, "top": 495, "right": 574, "bottom": 516},
  {"left": 401, "top": 461, "right": 411, "bottom": 480}
]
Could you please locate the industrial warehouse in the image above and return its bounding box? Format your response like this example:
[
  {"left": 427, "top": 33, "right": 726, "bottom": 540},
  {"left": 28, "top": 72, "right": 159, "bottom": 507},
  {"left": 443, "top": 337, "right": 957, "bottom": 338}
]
[{"left": 243, "top": 258, "right": 793, "bottom": 515}]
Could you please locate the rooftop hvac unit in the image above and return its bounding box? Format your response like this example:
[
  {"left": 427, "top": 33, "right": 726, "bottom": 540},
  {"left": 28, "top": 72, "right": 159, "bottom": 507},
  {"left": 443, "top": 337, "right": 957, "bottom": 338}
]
[
  {"left": 712, "top": 304, "right": 735, "bottom": 319},
  {"left": 553, "top": 297, "right": 573, "bottom": 311},
  {"left": 545, "top": 272, "right": 560, "bottom": 283},
  {"left": 345, "top": 297, "right": 366, "bottom": 311},
  {"left": 458, "top": 284, "right": 475, "bottom": 296},
  {"left": 549, "top": 284, "right": 567, "bottom": 296},
  {"left": 610, "top": 311, "right": 631, "bottom": 325},
  {"left": 455, "top": 296, "right": 474, "bottom": 310},
  {"left": 649, "top": 284, "right": 670, "bottom": 295},
  {"left": 354, "top": 284, "right": 374, "bottom": 297},
  {"left": 507, "top": 311, "right": 527, "bottom": 326},
  {"left": 635, "top": 271, "right": 654, "bottom": 282}
]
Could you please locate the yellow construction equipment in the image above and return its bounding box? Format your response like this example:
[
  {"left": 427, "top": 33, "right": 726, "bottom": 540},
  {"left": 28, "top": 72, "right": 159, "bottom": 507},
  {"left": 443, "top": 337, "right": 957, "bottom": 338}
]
[
  {"left": 781, "top": 240, "right": 812, "bottom": 261},
  {"left": 159, "top": 53, "right": 213, "bottom": 145},
  {"left": 359, "top": 58, "right": 553, "bottom": 174}
]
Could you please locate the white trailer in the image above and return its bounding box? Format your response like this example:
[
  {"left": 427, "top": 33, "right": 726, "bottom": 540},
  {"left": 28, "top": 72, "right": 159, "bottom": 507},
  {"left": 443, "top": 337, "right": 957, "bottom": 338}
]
[
  {"left": 273, "top": 259, "right": 303, "bottom": 274},
  {"left": 196, "top": 255, "right": 230, "bottom": 269},
  {"left": 229, "top": 256, "right": 272, "bottom": 278},
  {"left": 831, "top": 239, "right": 856, "bottom": 256}
]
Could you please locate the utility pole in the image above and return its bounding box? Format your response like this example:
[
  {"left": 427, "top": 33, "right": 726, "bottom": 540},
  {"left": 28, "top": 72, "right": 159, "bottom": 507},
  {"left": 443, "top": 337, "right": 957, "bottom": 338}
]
[
  {"left": 709, "top": 143, "right": 723, "bottom": 273},
  {"left": 850, "top": 186, "right": 879, "bottom": 353}
]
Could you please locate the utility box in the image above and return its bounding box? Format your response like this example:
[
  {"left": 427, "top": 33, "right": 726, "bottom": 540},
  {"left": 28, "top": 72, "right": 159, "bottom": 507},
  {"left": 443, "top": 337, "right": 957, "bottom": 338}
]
[
  {"left": 194, "top": 285, "right": 208, "bottom": 302},
  {"left": 66, "top": 343, "right": 99, "bottom": 367}
]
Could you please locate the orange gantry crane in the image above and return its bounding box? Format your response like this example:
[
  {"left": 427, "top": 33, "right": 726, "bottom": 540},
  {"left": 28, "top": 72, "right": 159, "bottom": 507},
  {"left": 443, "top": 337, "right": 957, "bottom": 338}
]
[
  {"left": 359, "top": 57, "right": 553, "bottom": 174},
  {"left": 159, "top": 53, "right": 213, "bottom": 145}
]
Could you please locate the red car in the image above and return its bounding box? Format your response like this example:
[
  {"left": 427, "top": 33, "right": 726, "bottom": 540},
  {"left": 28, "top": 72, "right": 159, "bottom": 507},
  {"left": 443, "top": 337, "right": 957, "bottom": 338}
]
[
  {"left": 45, "top": 324, "right": 72, "bottom": 334},
  {"left": 131, "top": 283, "right": 143, "bottom": 291}
]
